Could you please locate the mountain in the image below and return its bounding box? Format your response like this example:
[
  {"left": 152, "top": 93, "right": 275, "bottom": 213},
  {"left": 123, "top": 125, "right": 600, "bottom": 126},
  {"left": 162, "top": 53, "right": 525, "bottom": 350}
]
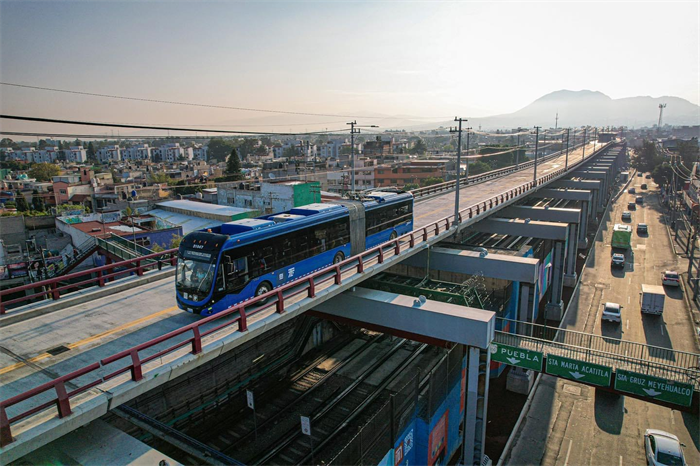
[{"left": 462, "top": 90, "right": 700, "bottom": 130}]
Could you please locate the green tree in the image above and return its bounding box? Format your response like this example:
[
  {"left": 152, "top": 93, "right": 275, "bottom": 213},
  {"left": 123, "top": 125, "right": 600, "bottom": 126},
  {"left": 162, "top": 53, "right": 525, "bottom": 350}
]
[
  {"left": 254, "top": 144, "right": 269, "bottom": 157},
  {"left": 14, "top": 192, "right": 29, "bottom": 212},
  {"left": 226, "top": 149, "right": 243, "bottom": 180},
  {"left": 678, "top": 140, "right": 699, "bottom": 167},
  {"left": 632, "top": 140, "right": 662, "bottom": 173},
  {"left": 207, "top": 138, "right": 236, "bottom": 163},
  {"left": 87, "top": 142, "right": 96, "bottom": 162},
  {"left": 651, "top": 162, "right": 673, "bottom": 187},
  {"left": 149, "top": 172, "right": 171, "bottom": 184},
  {"left": 170, "top": 234, "right": 183, "bottom": 249},
  {"left": 0, "top": 138, "right": 20, "bottom": 149},
  {"left": 403, "top": 183, "right": 420, "bottom": 190},
  {"left": 31, "top": 190, "right": 46, "bottom": 212},
  {"left": 29, "top": 163, "right": 61, "bottom": 181},
  {"left": 420, "top": 177, "right": 444, "bottom": 187},
  {"left": 237, "top": 139, "right": 257, "bottom": 160},
  {"left": 410, "top": 139, "right": 428, "bottom": 155},
  {"left": 467, "top": 161, "right": 492, "bottom": 175}
]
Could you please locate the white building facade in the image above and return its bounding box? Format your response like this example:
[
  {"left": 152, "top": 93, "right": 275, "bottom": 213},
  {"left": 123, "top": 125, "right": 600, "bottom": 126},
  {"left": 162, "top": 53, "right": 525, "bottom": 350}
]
[{"left": 96, "top": 145, "right": 121, "bottom": 163}]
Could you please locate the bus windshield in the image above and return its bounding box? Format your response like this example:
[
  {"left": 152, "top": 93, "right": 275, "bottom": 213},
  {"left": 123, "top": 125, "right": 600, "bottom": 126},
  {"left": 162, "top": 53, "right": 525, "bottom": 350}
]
[{"left": 176, "top": 257, "right": 216, "bottom": 300}]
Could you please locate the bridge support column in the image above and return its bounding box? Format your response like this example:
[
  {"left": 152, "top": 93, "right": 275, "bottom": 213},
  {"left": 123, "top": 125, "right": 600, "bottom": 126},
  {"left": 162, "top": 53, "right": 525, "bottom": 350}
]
[
  {"left": 564, "top": 221, "right": 578, "bottom": 287},
  {"left": 545, "top": 240, "right": 565, "bottom": 321},
  {"left": 518, "top": 283, "right": 535, "bottom": 334},
  {"left": 579, "top": 200, "right": 590, "bottom": 249},
  {"left": 463, "top": 345, "right": 490, "bottom": 466}
]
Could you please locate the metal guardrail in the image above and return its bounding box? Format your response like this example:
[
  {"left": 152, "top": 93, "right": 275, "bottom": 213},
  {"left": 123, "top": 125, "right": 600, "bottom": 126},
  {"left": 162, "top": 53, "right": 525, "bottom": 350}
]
[
  {"left": 0, "top": 140, "right": 613, "bottom": 447},
  {"left": 497, "top": 317, "right": 700, "bottom": 374},
  {"left": 494, "top": 331, "right": 700, "bottom": 390},
  {"left": 409, "top": 142, "right": 587, "bottom": 200}
]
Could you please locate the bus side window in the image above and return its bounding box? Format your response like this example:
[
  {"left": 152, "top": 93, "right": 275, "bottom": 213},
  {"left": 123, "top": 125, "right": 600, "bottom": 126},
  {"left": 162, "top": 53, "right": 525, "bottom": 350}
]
[{"left": 222, "top": 250, "right": 250, "bottom": 291}]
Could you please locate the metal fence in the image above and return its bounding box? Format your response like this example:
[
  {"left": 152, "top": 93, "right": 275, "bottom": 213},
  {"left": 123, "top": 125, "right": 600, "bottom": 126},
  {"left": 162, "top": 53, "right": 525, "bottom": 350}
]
[{"left": 329, "top": 345, "right": 464, "bottom": 465}]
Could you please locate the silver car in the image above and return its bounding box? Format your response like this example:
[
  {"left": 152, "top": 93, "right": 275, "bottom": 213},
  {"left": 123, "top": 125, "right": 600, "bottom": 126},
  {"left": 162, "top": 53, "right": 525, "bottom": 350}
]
[{"left": 644, "top": 429, "right": 686, "bottom": 466}]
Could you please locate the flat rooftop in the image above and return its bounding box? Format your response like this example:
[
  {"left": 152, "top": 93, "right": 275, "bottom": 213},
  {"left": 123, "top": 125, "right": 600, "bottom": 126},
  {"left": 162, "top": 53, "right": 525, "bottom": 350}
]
[{"left": 156, "top": 199, "right": 253, "bottom": 217}]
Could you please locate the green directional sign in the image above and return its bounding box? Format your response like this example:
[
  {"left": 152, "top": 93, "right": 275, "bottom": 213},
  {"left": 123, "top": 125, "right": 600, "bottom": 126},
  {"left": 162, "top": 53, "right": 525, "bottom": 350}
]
[
  {"left": 490, "top": 343, "right": 543, "bottom": 371},
  {"left": 546, "top": 355, "right": 612, "bottom": 387},
  {"left": 614, "top": 369, "right": 693, "bottom": 407}
]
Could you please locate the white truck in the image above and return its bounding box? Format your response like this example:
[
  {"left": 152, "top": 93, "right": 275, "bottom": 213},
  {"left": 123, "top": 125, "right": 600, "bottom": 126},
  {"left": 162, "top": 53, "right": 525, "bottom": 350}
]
[{"left": 640, "top": 284, "right": 665, "bottom": 315}]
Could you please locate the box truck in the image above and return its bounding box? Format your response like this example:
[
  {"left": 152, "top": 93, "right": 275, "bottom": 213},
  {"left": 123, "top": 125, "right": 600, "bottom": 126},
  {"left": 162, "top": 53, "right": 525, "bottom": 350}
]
[
  {"left": 640, "top": 284, "right": 665, "bottom": 315},
  {"left": 612, "top": 224, "right": 632, "bottom": 249}
]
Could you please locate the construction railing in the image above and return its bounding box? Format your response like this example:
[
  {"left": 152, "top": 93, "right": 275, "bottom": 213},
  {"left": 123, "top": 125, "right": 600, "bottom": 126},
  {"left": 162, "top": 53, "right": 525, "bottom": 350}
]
[{"left": 0, "top": 141, "right": 616, "bottom": 447}]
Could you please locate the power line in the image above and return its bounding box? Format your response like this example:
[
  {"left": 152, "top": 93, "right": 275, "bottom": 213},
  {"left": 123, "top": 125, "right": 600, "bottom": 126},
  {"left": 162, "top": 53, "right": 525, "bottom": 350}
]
[
  {"left": 0, "top": 82, "right": 452, "bottom": 121},
  {"left": 0, "top": 114, "right": 347, "bottom": 136},
  {"left": 0, "top": 131, "right": 347, "bottom": 139}
]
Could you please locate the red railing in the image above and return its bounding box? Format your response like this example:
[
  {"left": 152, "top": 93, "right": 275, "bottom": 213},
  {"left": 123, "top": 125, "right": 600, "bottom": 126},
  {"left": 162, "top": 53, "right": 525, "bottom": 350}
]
[
  {"left": 0, "top": 249, "right": 178, "bottom": 315},
  {"left": 0, "top": 142, "right": 615, "bottom": 447}
]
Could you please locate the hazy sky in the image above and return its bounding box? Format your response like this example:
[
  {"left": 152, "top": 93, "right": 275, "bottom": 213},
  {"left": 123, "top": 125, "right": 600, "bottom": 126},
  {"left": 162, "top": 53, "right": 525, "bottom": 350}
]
[{"left": 1, "top": 1, "right": 698, "bottom": 133}]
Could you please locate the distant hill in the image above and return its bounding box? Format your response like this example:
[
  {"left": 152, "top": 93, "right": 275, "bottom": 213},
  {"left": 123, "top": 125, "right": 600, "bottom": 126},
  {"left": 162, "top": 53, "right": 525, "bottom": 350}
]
[{"left": 464, "top": 90, "right": 700, "bottom": 129}]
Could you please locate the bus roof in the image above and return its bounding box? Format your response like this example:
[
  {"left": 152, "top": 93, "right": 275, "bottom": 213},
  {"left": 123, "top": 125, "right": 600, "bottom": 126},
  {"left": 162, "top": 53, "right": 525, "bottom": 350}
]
[{"left": 209, "top": 191, "right": 413, "bottom": 248}]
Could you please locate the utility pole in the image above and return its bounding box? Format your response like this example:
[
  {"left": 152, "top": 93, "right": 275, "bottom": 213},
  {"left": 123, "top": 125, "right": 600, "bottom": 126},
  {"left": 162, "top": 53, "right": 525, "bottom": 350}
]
[
  {"left": 555, "top": 112, "right": 559, "bottom": 130},
  {"left": 593, "top": 127, "right": 597, "bottom": 152},
  {"left": 346, "top": 121, "right": 377, "bottom": 194},
  {"left": 564, "top": 128, "right": 571, "bottom": 170},
  {"left": 533, "top": 126, "right": 541, "bottom": 184},
  {"left": 515, "top": 127, "right": 524, "bottom": 169},
  {"left": 465, "top": 126, "right": 472, "bottom": 180},
  {"left": 582, "top": 127, "right": 587, "bottom": 160},
  {"left": 450, "top": 118, "right": 465, "bottom": 226}
]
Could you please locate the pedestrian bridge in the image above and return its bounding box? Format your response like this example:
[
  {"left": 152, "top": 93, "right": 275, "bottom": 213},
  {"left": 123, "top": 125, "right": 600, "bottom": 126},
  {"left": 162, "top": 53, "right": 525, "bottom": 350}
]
[{"left": 492, "top": 318, "right": 700, "bottom": 410}]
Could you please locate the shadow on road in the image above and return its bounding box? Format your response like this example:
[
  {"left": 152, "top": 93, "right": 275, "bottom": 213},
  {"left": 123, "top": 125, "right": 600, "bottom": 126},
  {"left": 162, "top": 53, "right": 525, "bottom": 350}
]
[
  {"left": 594, "top": 389, "right": 624, "bottom": 434},
  {"left": 641, "top": 314, "right": 674, "bottom": 351}
]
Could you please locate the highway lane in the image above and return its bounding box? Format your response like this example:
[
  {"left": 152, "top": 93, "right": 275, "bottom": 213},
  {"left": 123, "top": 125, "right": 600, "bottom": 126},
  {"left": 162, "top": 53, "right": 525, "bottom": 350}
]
[
  {"left": 505, "top": 173, "right": 699, "bottom": 466},
  {"left": 0, "top": 142, "right": 597, "bottom": 403}
]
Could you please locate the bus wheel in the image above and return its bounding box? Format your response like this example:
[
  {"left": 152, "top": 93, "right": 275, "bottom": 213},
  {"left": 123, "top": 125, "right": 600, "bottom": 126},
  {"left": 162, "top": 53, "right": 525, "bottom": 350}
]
[
  {"left": 333, "top": 252, "right": 345, "bottom": 264},
  {"left": 390, "top": 231, "right": 398, "bottom": 240},
  {"left": 255, "top": 281, "right": 272, "bottom": 304}
]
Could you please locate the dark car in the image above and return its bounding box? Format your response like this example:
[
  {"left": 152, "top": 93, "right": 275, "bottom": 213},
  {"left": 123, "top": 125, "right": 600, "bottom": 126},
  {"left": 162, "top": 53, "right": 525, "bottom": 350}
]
[
  {"left": 636, "top": 196, "right": 644, "bottom": 204},
  {"left": 638, "top": 172, "right": 643, "bottom": 177},
  {"left": 641, "top": 183, "right": 648, "bottom": 189},
  {"left": 646, "top": 174, "right": 652, "bottom": 179},
  {"left": 628, "top": 202, "right": 637, "bottom": 210}
]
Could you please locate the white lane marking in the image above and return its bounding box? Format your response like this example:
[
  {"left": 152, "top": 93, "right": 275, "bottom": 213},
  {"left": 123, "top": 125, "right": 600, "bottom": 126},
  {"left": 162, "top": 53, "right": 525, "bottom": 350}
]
[
  {"left": 629, "top": 278, "right": 632, "bottom": 284},
  {"left": 619, "top": 456, "right": 623, "bottom": 466},
  {"left": 628, "top": 296, "right": 630, "bottom": 304},
  {"left": 670, "top": 411, "right": 675, "bottom": 425},
  {"left": 626, "top": 319, "right": 629, "bottom": 330},
  {"left": 564, "top": 438, "right": 573, "bottom": 466}
]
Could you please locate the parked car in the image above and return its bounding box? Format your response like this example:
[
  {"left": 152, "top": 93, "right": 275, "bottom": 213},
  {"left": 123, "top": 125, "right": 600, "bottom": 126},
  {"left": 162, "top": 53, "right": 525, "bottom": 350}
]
[
  {"left": 629, "top": 187, "right": 637, "bottom": 194},
  {"left": 637, "top": 223, "right": 648, "bottom": 234},
  {"left": 644, "top": 429, "right": 686, "bottom": 466},
  {"left": 628, "top": 202, "right": 637, "bottom": 210},
  {"left": 622, "top": 211, "right": 632, "bottom": 221},
  {"left": 662, "top": 271, "right": 681, "bottom": 287},
  {"left": 636, "top": 196, "right": 644, "bottom": 204},
  {"left": 646, "top": 174, "right": 652, "bottom": 179},
  {"left": 602, "top": 302, "right": 622, "bottom": 323},
  {"left": 611, "top": 253, "right": 625, "bottom": 268},
  {"left": 638, "top": 172, "right": 644, "bottom": 177},
  {"left": 641, "top": 183, "right": 648, "bottom": 189}
]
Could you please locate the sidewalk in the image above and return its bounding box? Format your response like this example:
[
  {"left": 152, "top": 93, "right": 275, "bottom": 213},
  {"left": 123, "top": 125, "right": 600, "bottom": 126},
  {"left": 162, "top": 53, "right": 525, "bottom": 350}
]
[{"left": 661, "top": 200, "right": 700, "bottom": 350}]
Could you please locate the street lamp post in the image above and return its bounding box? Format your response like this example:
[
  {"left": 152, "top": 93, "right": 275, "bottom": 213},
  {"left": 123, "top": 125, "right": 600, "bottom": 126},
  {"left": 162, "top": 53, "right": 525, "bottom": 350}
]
[{"left": 533, "top": 126, "right": 541, "bottom": 184}]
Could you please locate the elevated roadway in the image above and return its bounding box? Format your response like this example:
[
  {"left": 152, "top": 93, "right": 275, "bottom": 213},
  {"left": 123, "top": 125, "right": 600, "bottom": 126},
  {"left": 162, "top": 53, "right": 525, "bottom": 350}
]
[{"left": 0, "top": 141, "right": 605, "bottom": 461}]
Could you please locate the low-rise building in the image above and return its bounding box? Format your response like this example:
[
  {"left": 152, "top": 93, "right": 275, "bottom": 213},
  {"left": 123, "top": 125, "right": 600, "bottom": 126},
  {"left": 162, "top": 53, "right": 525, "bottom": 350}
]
[
  {"left": 121, "top": 144, "right": 152, "bottom": 162},
  {"left": 374, "top": 160, "right": 449, "bottom": 187},
  {"left": 65, "top": 146, "right": 88, "bottom": 163},
  {"left": 218, "top": 180, "right": 321, "bottom": 214}
]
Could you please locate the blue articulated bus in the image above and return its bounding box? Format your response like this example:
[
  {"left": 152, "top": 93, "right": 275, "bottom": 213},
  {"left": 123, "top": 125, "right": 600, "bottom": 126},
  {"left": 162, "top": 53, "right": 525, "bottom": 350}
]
[{"left": 176, "top": 191, "right": 414, "bottom": 315}]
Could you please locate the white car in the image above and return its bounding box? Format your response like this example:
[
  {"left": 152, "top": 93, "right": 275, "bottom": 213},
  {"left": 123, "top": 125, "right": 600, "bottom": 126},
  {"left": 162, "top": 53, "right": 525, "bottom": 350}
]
[
  {"left": 622, "top": 211, "right": 632, "bottom": 221},
  {"left": 644, "top": 429, "right": 686, "bottom": 466},
  {"left": 602, "top": 302, "right": 621, "bottom": 323},
  {"left": 611, "top": 253, "right": 625, "bottom": 268},
  {"left": 662, "top": 271, "right": 681, "bottom": 287}
]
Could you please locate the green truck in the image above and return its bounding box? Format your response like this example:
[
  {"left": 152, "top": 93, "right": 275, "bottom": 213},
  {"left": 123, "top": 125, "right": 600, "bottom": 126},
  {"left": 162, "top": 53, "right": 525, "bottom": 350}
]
[{"left": 612, "top": 224, "right": 632, "bottom": 249}]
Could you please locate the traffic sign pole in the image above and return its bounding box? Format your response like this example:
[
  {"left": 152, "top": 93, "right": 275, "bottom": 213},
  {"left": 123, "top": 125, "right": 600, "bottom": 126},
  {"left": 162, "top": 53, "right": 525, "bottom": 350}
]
[{"left": 246, "top": 390, "right": 257, "bottom": 442}]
